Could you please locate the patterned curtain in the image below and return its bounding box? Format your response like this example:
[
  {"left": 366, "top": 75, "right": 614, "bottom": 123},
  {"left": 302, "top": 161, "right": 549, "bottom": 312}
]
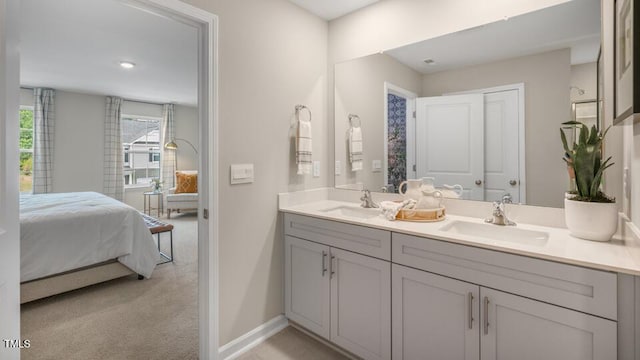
[
  {"left": 161, "top": 104, "right": 176, "bottom": 189},
  {"left": 103, "top": 97, "right": 124, "bottom": 200},
  {"left": 32, "top": 88, "right": 55, "bottom": 194}
]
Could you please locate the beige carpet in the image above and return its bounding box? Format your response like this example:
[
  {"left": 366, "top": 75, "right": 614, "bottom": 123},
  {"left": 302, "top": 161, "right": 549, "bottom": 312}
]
[
  {"left": 21, "top": 213, "right": 199, "bottom": 360},
  {"left": 236, "top": 327, "right": 350, "bottom": 360}
]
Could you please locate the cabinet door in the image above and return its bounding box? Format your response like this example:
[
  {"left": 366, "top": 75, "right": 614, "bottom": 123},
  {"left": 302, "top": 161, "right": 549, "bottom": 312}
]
[
  {"left": 330, "top": 247, "right": 391, "bottom": 360},
  {"left": 392, "top": 264, "right": 480, "bottom": 360},
  {"left": 480, "top": 288, "right": 617, "bottom": 360},
  {"left": 284, "top": 236, "right": 331, "bottom": 339}
]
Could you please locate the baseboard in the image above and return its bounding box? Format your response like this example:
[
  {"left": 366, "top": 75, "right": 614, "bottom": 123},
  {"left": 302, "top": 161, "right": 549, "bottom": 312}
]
[{"left": 218, "top": 315, "right": 289, "bottom": 360}]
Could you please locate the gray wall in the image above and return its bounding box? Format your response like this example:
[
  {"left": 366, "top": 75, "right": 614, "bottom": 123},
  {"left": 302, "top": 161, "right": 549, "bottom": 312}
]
[
  {"left": 334, "top": 53, "right": 422, "bottom": 190},
  {"left": 182, "top": 0, "right": 329, "bottom": 345},
  {"left": 19, "top": 88, "right": 198, "bottom": 210}
]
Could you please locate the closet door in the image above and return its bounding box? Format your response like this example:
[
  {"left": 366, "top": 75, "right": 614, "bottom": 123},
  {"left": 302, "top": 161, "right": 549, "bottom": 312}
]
[
  {"left": 330, "top": 248, "right": 391, "bottom": 360},
  {"left": 392, "top": 264, "right": 479, "bottom": 360},
  {"left": 416, "top": 94, "right": 484, "bottom": 200},
  {"left": 284, "top": 236, "right": 331, "bottom": 339},
  {"left": 483, "top": 89, "right": 520, "bottom": 203},
  {"left": 480, "top": 287, "right": 617, "bottom": 360}
]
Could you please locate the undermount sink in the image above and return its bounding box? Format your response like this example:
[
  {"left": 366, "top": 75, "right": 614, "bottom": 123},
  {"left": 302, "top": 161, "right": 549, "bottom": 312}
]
[
  {"left": 320, "top": 205, "right": 379, "bottom": 220},
  {"left": 439, "top": 220, "right": 549, "bottom": 247}
]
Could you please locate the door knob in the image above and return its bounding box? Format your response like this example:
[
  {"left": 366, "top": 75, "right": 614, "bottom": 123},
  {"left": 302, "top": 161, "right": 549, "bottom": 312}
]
[
  {"left": 509, "top": 180, "right": 517, "bottom": 186},
  {"left": 475, "top": 180, "right": 482, "bottom": 186}
]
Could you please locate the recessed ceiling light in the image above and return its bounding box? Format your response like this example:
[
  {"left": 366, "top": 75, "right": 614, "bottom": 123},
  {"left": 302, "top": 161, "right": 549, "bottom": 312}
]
[
  {"left": 423, "top": 59, "right": 436, "bottom": 65},
  {"left": 119, "top": 61, "right": 136, "bottom": 69}
]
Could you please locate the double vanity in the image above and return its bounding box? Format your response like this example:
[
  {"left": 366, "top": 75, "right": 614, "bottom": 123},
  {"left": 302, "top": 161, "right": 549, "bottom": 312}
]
[{"left": 279, "top": 189, "right": 640, "bottom": 360}]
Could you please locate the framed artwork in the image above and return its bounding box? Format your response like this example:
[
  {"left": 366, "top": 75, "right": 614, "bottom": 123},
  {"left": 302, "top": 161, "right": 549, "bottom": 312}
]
[
  {"left": 597, "top": 47, "right": 603, "bottom": 130},
  {"left": 614, "top": 0, "right": 640, "bottom": 124}
]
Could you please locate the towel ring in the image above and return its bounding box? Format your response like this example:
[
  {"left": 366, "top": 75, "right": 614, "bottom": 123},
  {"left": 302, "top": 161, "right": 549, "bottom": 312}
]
[
  {"left": 349, "top": 114, "right": 361, "bottom": 127},
  {"left": 295, "top": 104, "right": 312, "bottom": 122}
]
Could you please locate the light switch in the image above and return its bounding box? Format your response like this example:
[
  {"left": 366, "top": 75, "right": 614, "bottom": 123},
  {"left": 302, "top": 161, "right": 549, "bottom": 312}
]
[
  {"left": 372, "top": 160, "right": 382, "bottom": 172},
  {"left": 313, "top": 161, "right": 320, "bottom": 178},
  {"left": 230, "top": 164, "right": 254, "bottom": 184},
  {"left": 335, "top": 161, "right": 341, "bottom": 176}
]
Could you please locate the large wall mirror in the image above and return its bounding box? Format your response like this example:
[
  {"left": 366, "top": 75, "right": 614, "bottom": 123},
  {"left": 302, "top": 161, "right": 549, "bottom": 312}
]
[{"left": 334, "top": 0, "right": 605, "bottom": 208}]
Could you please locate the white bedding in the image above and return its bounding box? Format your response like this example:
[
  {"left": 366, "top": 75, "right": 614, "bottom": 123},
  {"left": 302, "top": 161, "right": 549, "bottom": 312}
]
[{"left": 20, "top": 192, "right": 160, "bottom": 282}]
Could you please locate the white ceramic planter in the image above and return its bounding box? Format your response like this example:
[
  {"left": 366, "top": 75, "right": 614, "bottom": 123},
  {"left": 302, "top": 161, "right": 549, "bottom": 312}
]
[{"left": 564, "top": 198, "right": 618, "bottom": 242}]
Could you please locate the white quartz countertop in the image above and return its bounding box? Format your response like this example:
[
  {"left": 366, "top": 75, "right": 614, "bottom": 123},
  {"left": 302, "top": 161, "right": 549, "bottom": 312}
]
[{"left": 280, "top": 200, "right": 640, "bottom": 276}]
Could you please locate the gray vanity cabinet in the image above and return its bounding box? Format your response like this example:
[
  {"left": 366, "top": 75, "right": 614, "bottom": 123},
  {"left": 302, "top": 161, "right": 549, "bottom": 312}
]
[
  {"left": 284, "top": 235, "right": 331, "bottom": 339},
  {"left": 330, "top": 247, "right": 391, "bottom": 360},
  {"left": 392, "top": 264, "right": 480, "bottom": 360},
  {"left": 392, "top": 233, "right": 618, "bottom": 360},
  {"left": 480, "top": 287, "right": 616, "bottom": 360},
  {"left": 393, "top": 263, "right": 617, "bottom": 360},
  {"left": 284, "top": 214, "right": 392, "bottom": 360},
  {"left": 284, "top": 213, "right": 620, "bottom": 360}
]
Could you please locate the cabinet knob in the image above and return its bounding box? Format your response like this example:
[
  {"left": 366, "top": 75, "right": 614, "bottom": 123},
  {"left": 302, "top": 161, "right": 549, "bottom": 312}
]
[
  {"left": 475, "top": 180, "right": 482, "bottom": 186},
  {"left": 509, "top": 180, "right": 517, "bottom": 186}
]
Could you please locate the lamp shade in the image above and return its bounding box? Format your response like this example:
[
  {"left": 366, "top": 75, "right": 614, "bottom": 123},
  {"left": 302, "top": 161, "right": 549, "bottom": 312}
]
[{"left": 164, "top": 140, "right": 178, "bottom": 150}]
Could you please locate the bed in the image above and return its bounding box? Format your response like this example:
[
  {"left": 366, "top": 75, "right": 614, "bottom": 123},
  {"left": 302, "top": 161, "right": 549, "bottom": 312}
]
[{"left": 20, "top": 192, "right": 160, "bottom": 302}]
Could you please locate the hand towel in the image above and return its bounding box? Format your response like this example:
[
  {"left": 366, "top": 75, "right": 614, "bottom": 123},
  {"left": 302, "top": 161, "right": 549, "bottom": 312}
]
[
  {"left": 380, "top": 199, "right": 417, "bottom": 221},
  {"left": 349, "top": 126, "right": 363, "bottom": 171},
  {"left": 296, "top": 119, "right": 312, "bottom": 175}
]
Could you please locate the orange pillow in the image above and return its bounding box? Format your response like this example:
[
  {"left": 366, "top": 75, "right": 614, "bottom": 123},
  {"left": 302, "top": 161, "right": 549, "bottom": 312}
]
[{"left": 175, "top": 172, "right": 198, "bottom": 194}]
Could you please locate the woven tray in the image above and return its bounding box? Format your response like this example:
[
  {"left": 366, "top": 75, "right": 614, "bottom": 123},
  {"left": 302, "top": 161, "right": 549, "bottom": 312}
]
[{"left": 396, "top": 206, "right": 446, "bottom": 222}]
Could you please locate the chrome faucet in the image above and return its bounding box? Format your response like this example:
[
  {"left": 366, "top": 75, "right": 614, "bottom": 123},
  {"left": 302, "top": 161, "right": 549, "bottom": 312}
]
[
  {"left": 485, "top": 194, "right": 515, "bottom": 226},
  {"left": 360, "top": 189, "right": 379, "bottom": 208}
]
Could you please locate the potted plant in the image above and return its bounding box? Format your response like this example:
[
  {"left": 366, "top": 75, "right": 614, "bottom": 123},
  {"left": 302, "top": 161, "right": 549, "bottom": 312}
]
[
  {"left": 560, "top": 121, "right": 617, "bottom": 241},
  {"left": 150, "top": 178, "right": 163, "bottom": 193}
]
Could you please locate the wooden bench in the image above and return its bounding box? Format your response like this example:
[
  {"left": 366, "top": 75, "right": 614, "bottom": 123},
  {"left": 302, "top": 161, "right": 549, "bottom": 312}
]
[{"left": 139, "top": 212, "right": 174, "bottom": 264}]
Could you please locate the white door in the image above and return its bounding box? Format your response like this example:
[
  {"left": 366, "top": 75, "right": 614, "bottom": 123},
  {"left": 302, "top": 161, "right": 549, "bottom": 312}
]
[
  {"left": 483, "top": 90, "right": 520, "bottom": 202},
  {"left": 330, "top": 248, "right": 391, "bottom": 360},
  {"left": 392, "top": 264, "right": 479, "bottom": 360},
  {"left": 284, "top": 236, "right": 331, "bottom": 339},
  {"left": 416, "top": 94, "right": 484, "bottom": 200},
  {"left": 480, "top": 288, "right": 617, "bottom": 360}
]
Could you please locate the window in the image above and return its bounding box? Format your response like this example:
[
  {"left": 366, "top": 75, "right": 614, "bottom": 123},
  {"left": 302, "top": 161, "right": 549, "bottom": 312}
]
[
  {"left": 148, "top": 149, "right": 160, "bottom": 163},
  {"left": 122, "top": 116, "right": 161, "bottom": 186},
  {"left": 19, "top": 107, "right": 34, "bottom": 193}
]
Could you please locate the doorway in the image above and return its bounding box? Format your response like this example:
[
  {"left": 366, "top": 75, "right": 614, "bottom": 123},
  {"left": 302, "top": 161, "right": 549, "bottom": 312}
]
[
  {"left": 0, "top": 0, "right": 219, "bottom": 358},
  {"left": 383, "top": 82, "right": 417, "bottom": 193}
]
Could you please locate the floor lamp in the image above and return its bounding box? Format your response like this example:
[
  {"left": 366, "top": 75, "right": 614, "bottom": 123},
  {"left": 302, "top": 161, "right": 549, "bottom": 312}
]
[{"left": 164, "top": 137, "right": 198, "bottom": 171}]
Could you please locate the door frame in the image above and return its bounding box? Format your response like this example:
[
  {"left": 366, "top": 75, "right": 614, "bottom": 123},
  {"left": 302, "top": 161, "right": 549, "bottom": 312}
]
[
  {"left": 1, "top": 1, "right": 220, "bottom": 359},
  {"left": 383, "top": 82, "right": 417, "bottom": 189},
  {"left": 446, "top": 83, "right": 526, "bottom": 204}
]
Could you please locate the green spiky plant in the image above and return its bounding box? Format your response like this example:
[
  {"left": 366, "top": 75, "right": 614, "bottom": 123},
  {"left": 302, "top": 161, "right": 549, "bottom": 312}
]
[{"left": 560, "top": 121, "right": 614, "bottom": 203}]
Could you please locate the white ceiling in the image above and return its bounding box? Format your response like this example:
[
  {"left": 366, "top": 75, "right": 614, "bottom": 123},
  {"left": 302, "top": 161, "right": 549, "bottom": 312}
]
[
  {"left": 287, "top": 0, "right": 380, "bottom": 20},
  {"left": 20, "top": 0, "right": 198, "bottom": 105},
  {"left": 385, "top": 0, "right": 601, "bottom": 74}
]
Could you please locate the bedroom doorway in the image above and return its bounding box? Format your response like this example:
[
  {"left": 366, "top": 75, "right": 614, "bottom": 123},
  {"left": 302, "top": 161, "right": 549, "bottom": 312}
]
[{"left": 2, "top": 0, "right": 219, "bottom": 359}]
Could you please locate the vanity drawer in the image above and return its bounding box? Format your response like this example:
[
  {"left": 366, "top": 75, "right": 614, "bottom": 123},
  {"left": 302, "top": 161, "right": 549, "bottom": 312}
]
[
  {"left": 392, "top": 233, "right": 617, "bottom": 320},
  {"left": 284, "top": 213, "right": 391, "bottom": 260}
]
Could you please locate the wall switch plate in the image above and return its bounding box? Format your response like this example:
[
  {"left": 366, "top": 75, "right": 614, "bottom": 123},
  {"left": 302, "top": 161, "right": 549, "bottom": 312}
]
[
  {"left": 372, "top": 160, "right": 382, "bottom": 172},
  {"left": 335, "top": 161, "right": 341, "bottom": 176},
  {"left": 230, "top": 164, "right": 254, "bottom": 184},
  {"left": 313, "top": 161, "right": 320, "bottom": 177}
]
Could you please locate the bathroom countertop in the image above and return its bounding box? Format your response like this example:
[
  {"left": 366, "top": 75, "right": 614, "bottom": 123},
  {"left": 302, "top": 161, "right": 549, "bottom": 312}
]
[{"left": 280, "top": 200, "right": 640, "bottom": 276}]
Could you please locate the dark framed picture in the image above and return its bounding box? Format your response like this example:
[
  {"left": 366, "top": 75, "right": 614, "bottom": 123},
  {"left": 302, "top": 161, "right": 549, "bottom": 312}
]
[
  {"left": 597, "top": 47, "right": 603, "bottom": 131},
  {"left": 614, "top": 0, "right": 640, "bottom": 124}
]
